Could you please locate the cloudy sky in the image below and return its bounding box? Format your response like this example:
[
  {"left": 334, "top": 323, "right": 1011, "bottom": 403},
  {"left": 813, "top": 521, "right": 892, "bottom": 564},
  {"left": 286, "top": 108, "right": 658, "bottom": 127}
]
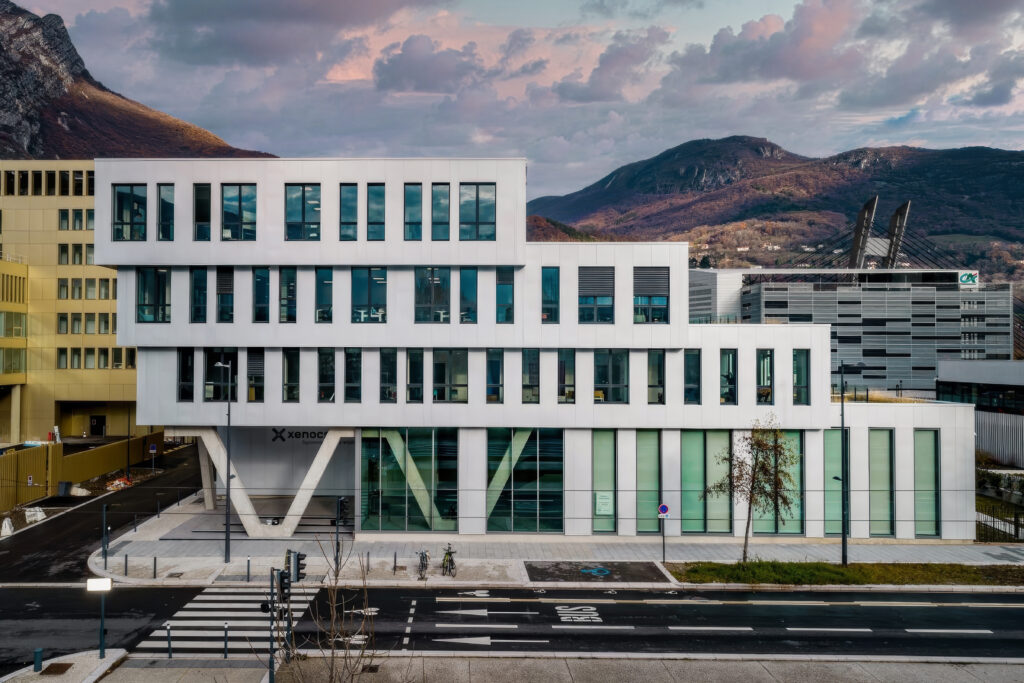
[{"left": 25, "top": 0, "right": 1024, "bottom": 198}]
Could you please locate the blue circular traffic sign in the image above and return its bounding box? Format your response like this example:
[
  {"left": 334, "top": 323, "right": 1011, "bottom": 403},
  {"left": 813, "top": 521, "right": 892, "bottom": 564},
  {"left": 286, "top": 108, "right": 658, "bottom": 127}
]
[{"left": 658, "top": 504, "right": 669, "bottom": 514}]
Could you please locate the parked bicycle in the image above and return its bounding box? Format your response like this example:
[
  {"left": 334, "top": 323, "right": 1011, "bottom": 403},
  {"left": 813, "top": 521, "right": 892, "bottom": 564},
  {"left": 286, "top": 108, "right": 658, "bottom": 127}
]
[
  {"left": 417, "top": 549, "right": 430, "bottom": 580},
  {"left": 441, "top": 543, "right": 457, "bottom": 578}
]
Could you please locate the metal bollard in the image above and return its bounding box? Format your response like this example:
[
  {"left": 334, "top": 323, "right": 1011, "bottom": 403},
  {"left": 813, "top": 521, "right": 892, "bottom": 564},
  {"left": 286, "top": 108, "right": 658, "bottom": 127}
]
[
  {"left": 157, "top": 500, "right": 160, "bottom": 519},
  {"left": 393, "top": 551, "right": 397, "bottom": 575},
  {"left": 177, "top": 489, "right": 181, "bottom": 507},
  {"left": 165, "top": 623, "right": 172, "bottom": 659},
  {"left": 124, "top": 554, "right": 128, "bottom": 577},
  {"left": 153, "top": 556, "right": 157, "bottom": 579},
  {"left": 134, "top": 514, "right": 137, "bottom": 533},
  {"left": 33, "top": 648, "right": 42, "bottom": 672},
  {"left": 224, "top": 621, "right": 229, "bottom": 659},
  {"left": 247, "top": 556, "right": 251, "bottom": 583},
  {"left": 366, "top": 551, "right": 370, "bottom": 571}
]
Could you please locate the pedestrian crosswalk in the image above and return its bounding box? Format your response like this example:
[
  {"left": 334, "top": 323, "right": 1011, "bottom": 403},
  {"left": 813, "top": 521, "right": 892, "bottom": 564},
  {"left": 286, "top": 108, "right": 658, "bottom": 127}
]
[{"left": 132, "top": 585, "right": 320, "bottom": 658}]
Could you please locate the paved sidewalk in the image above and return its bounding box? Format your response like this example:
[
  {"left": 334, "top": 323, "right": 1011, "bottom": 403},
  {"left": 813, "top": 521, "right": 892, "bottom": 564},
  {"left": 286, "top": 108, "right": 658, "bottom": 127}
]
[
  {"left": 88, "top": 495, "right": 1024, "bottom": 588},
  {"left": 0, "top": 649, "right": 125, "bottom": 683}
]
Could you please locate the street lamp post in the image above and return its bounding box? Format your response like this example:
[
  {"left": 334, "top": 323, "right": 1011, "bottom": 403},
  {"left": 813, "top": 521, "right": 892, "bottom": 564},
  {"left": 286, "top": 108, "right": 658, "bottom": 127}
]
[
  {"left": 215, "top": 361, "right": 233, "bottom": 564},
  {"left": 86, "top": 578, "right": 112, "bottom": 659},
  {"left": 838, "top": 360, "right": 865, "bottom": 567}
]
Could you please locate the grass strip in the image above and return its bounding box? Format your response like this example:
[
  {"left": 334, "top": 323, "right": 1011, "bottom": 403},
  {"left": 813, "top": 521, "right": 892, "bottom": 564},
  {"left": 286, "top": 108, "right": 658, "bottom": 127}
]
[{"left": 666, "top": 561, "right": 1024, "bottom": 586}]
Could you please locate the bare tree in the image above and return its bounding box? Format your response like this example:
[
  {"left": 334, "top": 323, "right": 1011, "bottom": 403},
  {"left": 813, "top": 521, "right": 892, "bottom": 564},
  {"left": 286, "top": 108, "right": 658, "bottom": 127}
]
[{"left": 703, "top": 415, "right": 799, "bottom": 563}]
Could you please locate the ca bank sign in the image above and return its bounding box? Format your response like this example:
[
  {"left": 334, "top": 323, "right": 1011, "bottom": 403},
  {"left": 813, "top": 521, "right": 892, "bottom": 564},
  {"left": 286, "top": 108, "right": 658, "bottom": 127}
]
[{"left": 959, "top": 271, "right": 980, "bottom": 288}]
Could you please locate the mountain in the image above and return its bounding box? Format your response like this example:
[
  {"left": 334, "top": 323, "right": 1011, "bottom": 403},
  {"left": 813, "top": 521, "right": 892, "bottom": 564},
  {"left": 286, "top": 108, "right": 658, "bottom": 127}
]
[
  {"left": 527, "top": 136, "right": 1024, "bottom": 277},
  {"left": 0, "top": 0, "right": 270, "bottom": 159}
]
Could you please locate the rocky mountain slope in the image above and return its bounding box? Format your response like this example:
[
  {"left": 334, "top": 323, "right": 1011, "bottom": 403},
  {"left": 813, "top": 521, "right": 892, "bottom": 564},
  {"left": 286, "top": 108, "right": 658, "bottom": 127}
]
[
  {"left": 0, "top": 0, "right": 269, "bottom": 159},
  {"left": 528, "top": 136, "right": 1024, "bottom": 277}
]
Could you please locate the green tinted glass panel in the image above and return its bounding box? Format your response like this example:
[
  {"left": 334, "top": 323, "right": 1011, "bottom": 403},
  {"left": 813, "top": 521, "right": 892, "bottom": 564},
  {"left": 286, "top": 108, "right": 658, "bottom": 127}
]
[
  {"left": 869, "top": 429, "right": 894, "bottom": 536},
  {"left": 593, "top": 430, "right": 616, "bottom": 532},
  {"left": 680, "top": 431, "right": 705, "bottom": 532},
  {"left": 706, "top": 431, "right": 732, "bottom": 533},
  {"left": 361, "top": 430, "right": 380, "bottom": 531},
  {"left": 824, "top": 429, "right": 844, "bottom": 535},
  {"left": 914, "top": 430, "right": 940, "bottom": 537},
  {"left": 487, "top": 428, "right": 513, "bottom": 531},
  {"left": 636, "top": 431, "right": 660, "bottom": 533}
]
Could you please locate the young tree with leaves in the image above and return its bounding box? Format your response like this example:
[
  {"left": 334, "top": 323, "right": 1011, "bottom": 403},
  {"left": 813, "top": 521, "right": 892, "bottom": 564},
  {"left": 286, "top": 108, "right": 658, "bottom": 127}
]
[{"left": 703, "top": 415, "right": 799, "bottom": 563}]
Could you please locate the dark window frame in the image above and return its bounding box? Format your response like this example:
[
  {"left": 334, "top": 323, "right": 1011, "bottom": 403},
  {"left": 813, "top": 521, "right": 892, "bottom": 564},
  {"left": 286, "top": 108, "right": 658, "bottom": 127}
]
[{"left": 285, "top": 183, "right": 321, "bottom": 241}]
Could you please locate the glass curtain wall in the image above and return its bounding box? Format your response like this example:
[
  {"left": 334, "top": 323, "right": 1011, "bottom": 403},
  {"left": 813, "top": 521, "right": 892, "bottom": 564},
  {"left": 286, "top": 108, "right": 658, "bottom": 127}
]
[
  {"left": 914, "top": 430, "right": 940, "bottom": 537},
  {"left": 869, "top": 429, "right": 894, "bottom": 536},
  {"left": 486, "top": 428, "right": 563, "bottom": 532},
  {"left": 752, "top": 431, "right": 804, "bottom": 534},
  {"left": 636, "top": 431, "right": 661, "bottom": 533},
  {"left": 361, "top": 428, "right": 458, "bottom": 531},
  {"left": 681, "top": 431, "right": 732, "bottom": 533},
  {"left": 823, "top": 429, "right": 846, "bottom": 535}
]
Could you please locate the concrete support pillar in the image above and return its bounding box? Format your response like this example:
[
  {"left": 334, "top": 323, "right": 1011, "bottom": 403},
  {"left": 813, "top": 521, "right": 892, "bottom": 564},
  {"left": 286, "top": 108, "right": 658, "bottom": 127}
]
[
  {"left": 197, "top": 438, "right": 215, "bottom": 511},
  {"left": 564, "top": 429, "right": 592, "bottom": 536},
  {"left": 459, "top": 428, "right": 487, "bottom": 534}
]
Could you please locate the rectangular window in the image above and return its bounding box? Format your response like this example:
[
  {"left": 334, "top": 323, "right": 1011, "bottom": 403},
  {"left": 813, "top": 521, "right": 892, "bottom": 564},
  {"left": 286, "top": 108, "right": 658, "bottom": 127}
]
[
  {"left": 85, "top": 313, "right": 95, "bottom": 334},
  {"left": 344, "top": 348, "right": 361, "bottom": 402},
  {"left": 869, "top": 429, "right": 894, "bottom": 537},
  {"left": 71, "top": 313, "right": 82, "bottom": 334},
  {"left": 189, "top": 268, "right": 207, "bottom": 323},
  {"left": 71, "top": 348, "right": 81, "bottom": 369},
  {"left": 82, "top": 279, "right": 93, "bottom": 300},
  {"left": 431, "top": 183, "right": 450, "bottom": 240},
  {"left": 57, "top": 348, "right": 67, "bottom": 369},
  {"left": 74, "top": 209, "right": 84, "bottom": 231},
  {"left": 72, "top": 244, "right": 83, "bottom": 264},
  {"left": 282, "top": 348, "right": 300, "bottom": 402},
  {"left": 279, "top": 267, "right": 296, "bottom": 323},
  {"left": 720, "top": 349, "right": 737, "bottom": 405},
  {"left": 593, "top": 430, "right": 616, "bottom": 532},
  {"left": 380, "top": 348, "right": 397, "bottom": 403},
  {"left": 361, "top": 427, "right": 459, "bottom": 531},
  {"left": 203, "top": 348, "right": 237, "bottom": 401},
  {"left": 98, "top": 348, "right": 108, "bottom": 369},
  {"left": 793, "top": 349, "right": 810, "bottom": 405},
  {"left": 86, "top": 209, "right": 94, "bottom": 231},
  {"left": 2, "top": 170, "right": 13, "bottom": 195},
  {"left": 633, "top": 267, "right": 669, "bottom": 323},
  {"left": 193, "top": 183, "right": 211, "bottom": 241},
  {"left": 86, "top": 244, "right": 94, "bottom": 264},
  {"left": 58, "top": 209, "right": 69, "bottom": 230},
  {"left": 404, "top": 183, "right": 422, "bottom": 240},
  {"left": 541, "top": 267, "right": 559, "bottom": 323},
  {"left": 31, "top": 170, "right": 41, "bottom": 195},
  {"left": 351, "top": 267, "right": 387, "bottom": 323},
  {"left": 367, "top": 183, "right": 385, "bottom": 241},
  {"left": 824, "top": 428, "right": 847, "bottom": 535},
  {"left": 756, "top": 349, "right": 774, "bottom": 405},
  {"left": 752, "top": 431, "right": 804, "bottom": 534},
  {"left": 684, "top": 349, "right": 701, "bottom": 404},
  {"left": 557, "top": 349, "right": 575, "bottom": 404},
  {"left": 73, "top": 171, "right": 83, "bottom": 196},
  {"left": 158, "top": 184, "right": 174, "bottom": 240},
  {"left": 432, "top": 349, "right": 468, "bottom": 403},
  {"left": 177, "top": 348, "right": 194, "bottom": 401},
  {"left": 522, "top": 349, "right": 540, "bottom": 403},
  {"left": 594, "top": 349, "right": 629, "bottom": 403},
  {"left": 637, "top": 431, "right": 661, "bottom": 533},
  {"left": 459, "top": 182, "right": 496, "bottom": 240},
  {"left": 315, "top": 267, "right": 332, "bottom": 323},
  {"left": 647, "top": 350, "right": 665, "bottom": 404},
  {"left": 58, "top": 244, "right": 69, "bottom": 265},
  {"left": 59, "top": 170, "right": 69, "bottom": 196},
  {"left": 216, "top": 267, "right": 234, "bottom": 323},
  {"left": 112, "top": 348, "right": 122, "bottom": 369},
  {"left": 486, "top": 428, "right": 564, "bottom": 532},
  {"left": 578, "top": 266, "right": 614, "bottom": 323},
  {"left": 57, "top": 278, "right": 68, "bottom": 299},
  {"left": 414, "top": 266, "right": 450, "bottom": 323},
  {"left": 112, "top": 184, "right": 147, "bottom": 241},
  {"left": 914, "top": 430, "right": 940, "bottom": 537},
  {"left": 17, "top": 171, "right": 27, "bottom": 196},
  {"left": 487, "top": 349, "right": 504, "bottom": 404},
  {"left": 496, "top": 266, "right": 514, "bottom": 323},
  {"left": 127, "top": 348, "right": 136, "bottom": 369},
  {"left": 45, "top": 170, "right": 55, "bottom": 196},
  {"left": 221, "top": 184, "right": 256, "bottom": 240},
  {"left": 318, "top": 348, "right": 335, "bottom": 403},
  {"left": 84, "top": 347, "right": 96, "bottom": 369},
  {"left": 285, "top": 183, "right": 321, "bottom": 240},
  {"left": 681, "top": 431, "right": 732, "bottom": 533},
  {"left": 57, "top": 313, "right": 68, "bottom": 334},
  {"left": 252, "top": 267, "right": 269, "bottom": 323},
  {"left": 459, "top": 267, "right": 477, "bottom": 323},
  {"left": 98, "top": 313, "right": 109, "bottom": 335},
  {"left": 339, "top": 183, "right": 357, "bottom": 240},
  {"left": 136, "top": 267, "right": 171, "bottom": 323},
  {"left": 87, "top": 171, "right": 94, "bottom": 196},
  {"left": 247, "top": 349, "right": 264, "bottom": 402},
  {"left": 407, "top": 349, "right": 424, "bottom": 403}
]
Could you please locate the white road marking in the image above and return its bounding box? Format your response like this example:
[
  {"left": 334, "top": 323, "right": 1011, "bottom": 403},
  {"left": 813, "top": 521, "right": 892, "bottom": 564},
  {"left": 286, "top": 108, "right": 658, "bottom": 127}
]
[
  {"left": 906, "top": 629, "right": 993, "bottom": 634},
  {"left": 786, "top": 628, "right": 872, "bottom": 633},
  {"left": 433, "top": 636, "right": 549, "bottom": 646},
  {"left": 435, "top": 623, "right": 519, "bottom": 629},
  {"left": 438, "top": 609, "right": 539, "bottom": 617},
  {"left": 668, "top": 626, "right": 754, "bottom": 631},
  {"left": 551, "top": 625, "right": 635, "bottom": 630}
]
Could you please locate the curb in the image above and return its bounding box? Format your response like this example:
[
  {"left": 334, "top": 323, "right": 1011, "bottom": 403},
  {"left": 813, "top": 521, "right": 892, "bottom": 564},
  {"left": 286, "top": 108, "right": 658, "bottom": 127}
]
[{"left": 0, "top": 649, "right": 126, "bottom": 683}]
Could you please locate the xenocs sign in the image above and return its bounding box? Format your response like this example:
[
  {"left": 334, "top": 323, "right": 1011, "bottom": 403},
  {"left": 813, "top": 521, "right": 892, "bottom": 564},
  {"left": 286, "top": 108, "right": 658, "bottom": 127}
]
[{"left": 271, "top": 428, "right": 328, "bottom": 442}]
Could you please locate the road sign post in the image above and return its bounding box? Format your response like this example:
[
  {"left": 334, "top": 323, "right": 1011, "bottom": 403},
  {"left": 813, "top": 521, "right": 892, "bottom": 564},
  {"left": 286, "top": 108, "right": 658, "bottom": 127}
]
[{"left": 657, "top": 504, "right": 670, "bottom": 563}]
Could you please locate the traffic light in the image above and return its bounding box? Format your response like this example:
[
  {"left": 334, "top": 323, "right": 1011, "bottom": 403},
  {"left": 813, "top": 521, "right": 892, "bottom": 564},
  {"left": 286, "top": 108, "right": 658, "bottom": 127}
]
[
  {"left": 278, "top": 569, "right": 292, "bottom": 603},
  {"left": 290, "top": 551, "right": 307, "bottom": 582}
]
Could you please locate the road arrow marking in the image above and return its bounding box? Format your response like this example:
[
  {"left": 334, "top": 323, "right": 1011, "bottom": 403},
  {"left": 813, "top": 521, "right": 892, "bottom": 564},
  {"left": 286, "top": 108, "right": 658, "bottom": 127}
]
[
  {"left": 433, "top": 636, "right": 549, "bottom": 646},
  {"left": 343, "top": 607, "right": 380, "bottom": 616},
  {"left": 458, "top": 590, "right": 490, "bottom": 597},
  {"left": 437, "top": 609, "right": 539, "bottom": 617}
]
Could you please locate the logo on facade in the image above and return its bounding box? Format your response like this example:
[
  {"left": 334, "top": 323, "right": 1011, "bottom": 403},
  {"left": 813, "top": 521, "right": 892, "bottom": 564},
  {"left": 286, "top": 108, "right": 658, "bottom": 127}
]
[
  {"left": 271, "top": 428, "right": 286, "bottom": 442},
  {"left": 270, "top": 428, "right": 328, "bottom": 442},
  {"left": 959, "top": 271, "right": 980, "bottom": 286}
]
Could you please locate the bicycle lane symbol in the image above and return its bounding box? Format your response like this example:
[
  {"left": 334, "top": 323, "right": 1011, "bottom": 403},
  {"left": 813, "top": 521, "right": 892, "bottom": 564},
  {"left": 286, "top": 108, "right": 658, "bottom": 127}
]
[{"left": 580, "top": 566, "right": 611, "bottom": 577}]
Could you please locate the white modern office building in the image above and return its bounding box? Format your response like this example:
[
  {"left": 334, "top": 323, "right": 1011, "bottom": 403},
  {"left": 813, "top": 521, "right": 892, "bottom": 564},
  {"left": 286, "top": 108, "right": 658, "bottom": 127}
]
[{"left": 95, "top": 158, "right": 975, "bottom": 541}]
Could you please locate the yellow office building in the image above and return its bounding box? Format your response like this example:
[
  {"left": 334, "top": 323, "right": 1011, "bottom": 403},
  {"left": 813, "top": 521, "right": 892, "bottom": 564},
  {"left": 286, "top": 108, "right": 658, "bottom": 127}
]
[{"left": 0, "top": 161, "right": 141, "bottom": 442}]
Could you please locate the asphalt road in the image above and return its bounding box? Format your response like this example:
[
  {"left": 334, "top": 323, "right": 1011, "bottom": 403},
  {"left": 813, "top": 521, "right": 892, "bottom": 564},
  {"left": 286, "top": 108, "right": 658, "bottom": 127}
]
[
  {"left": 0, "top": 586, "right": 200, "bottom": 676},
  {"left": 295, "top": 587, "right": 1024, "bottom": 659},
  {"left": 0, "top": 445, "right": 200, "bottom": 582}
]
